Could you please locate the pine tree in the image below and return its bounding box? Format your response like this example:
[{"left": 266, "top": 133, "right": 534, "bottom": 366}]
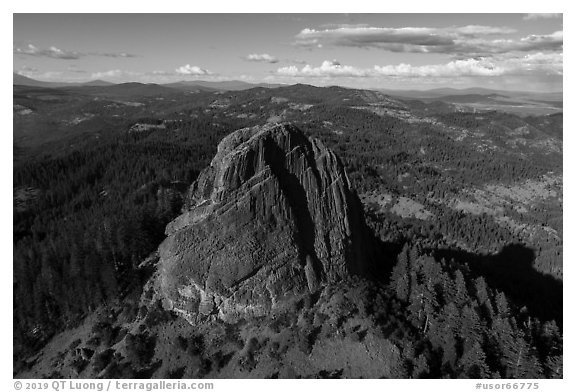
[
  {"left": 453, "top": 269, "right": 470, "bottom": 307},
  {"left": 457, "top": 341, "right": 490, "bottom": 378},
  {"left": 421, "top": 276, "right": 439, "bottom": 334},
  {"left": 460, "top": 305, "right": 483, "bottom": 355},
  {"left": 490, "top": 317, "right": 543, "bottom": 378},
  {"left": 474, "top": 277, "right": 494, "bottom": 321},
  {"left": 495, "top": 292, "right": 510, "bottom": 318},
  {"left": 544, "top": 355, "right": 563, "bottom": 379},
  {"left": 390, "top": 244, "right": 411, "bottom": 302}
]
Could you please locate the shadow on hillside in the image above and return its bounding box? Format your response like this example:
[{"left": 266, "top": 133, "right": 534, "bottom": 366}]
[
  {"left": 371, "top": 239, "right": 405, "bottom": 282},
  {"left": 432, "top": 244, "right": 563, "bottom": 328}
]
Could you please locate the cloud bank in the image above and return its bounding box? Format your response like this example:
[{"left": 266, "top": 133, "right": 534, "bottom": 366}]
[
  {"left": 245, "top": 53, "right": 279, "bottom": 63},
  {"left": 276, "top": 53, "right": 562, "bottom": 80},
  {"left": 175, "top": 64, "right": 212, "bottom": 75},
  {"left": 294, "top": 26, "right": 562, "bottom": 57},
  {"left": 13, "top": 44, "right": 138, "bottom": 60},
  {"left": 278, "top": 60, "right": 369, "bottom": 77},
  {"left": 91, "top": 69, "right": 132, "bottom": 79},
  {"left": 523, "top": 13, "right": 562, "bottom": 21},
  {"left": 14, "top": 44, "right": 82, "bottom": 60}
]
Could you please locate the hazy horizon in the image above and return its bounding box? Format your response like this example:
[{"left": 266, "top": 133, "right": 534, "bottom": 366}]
[
  {"left": 13, "top": 72, "right": 565, "bottom": 94},
  {"left": 13, "top": 13, "right": 563, "bottom": 92}
]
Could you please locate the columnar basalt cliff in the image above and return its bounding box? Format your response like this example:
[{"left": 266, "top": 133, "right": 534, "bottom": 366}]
[{"left": 158, "top": 123, "right": 376, "bottom": 322}]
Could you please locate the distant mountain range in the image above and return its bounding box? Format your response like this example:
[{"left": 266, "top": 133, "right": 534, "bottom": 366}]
[
  {"left": 13, "top": 73, "right": 114, "bottom": 88},
  {"left": 377, "top": 87, "right": 562, "bottom": 102},
  {"left": 13, "top": 73, "right": 562, "bottom": 102},
  {"left": 13, "top": 73, "right": 284, "bottom": 92},
  {"left": 163, "top": 80, "right": 285, "bottom": 91}
]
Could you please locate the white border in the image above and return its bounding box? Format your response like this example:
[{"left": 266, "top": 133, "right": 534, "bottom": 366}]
[{"left": 4, "top": 2, "right": 572, "bottom": 390}]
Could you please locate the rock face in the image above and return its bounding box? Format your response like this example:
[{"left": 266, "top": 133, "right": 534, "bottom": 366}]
[{"left": 158, "top": 123, "right": 375, "bottom": 322}]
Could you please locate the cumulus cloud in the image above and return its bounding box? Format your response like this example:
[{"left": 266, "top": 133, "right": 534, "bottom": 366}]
[
  {"left": 14, "top": 44, "right": 82, "bottom": 59},
  {"left": 19, "top": 65, "right": 38, "bottom": 72},
  {"left": 295, "top": 25, "right": 516, "bottom": 47},
  {"left": 372, "top": 55, "right": 561, "bottom": 78},
  {"left": 275, "top": 54, "right": 562, "bottom": 80},
  {"left": 245, "top": 53, "right": 279, "bottom": 63},
  {"left": 277, "top": 60, "right": 502, "bottom": 79},
  {"left": 523, "top": 13, "right": 562, "bottom": 21},
  {"left": 499, "top": 52, "right": 563, "bottom": 75},
  {"left": 294, "top": 25, "right": 562, "bottom": 57},
  {"left": 373, "top": 59, "right": 504, "bottom": 77},
  {"left": 91, "top": 69, "right": 126, "bottom": 79},
  {"left": 277, "top": 60, "right": 369, "bottom": 78},
  {"left": 175, "top": 64, "right": 212, "bottom": 75},
  {"left": 13, "top": 44, "right": 138, "bottom": 60},
  {"left": 96, "top": 52, "right": 138, "bottom": 58},
  {"left": 67, "top": 65, "right": 87, "bottom": 74},
  {"left": 149, "top": 70, "right": 174, "bottom": 76}
]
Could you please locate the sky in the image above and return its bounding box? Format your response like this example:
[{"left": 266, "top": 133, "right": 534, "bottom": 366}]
[{"left": 13, "top": 13, "right": 563, "bottom": 91}]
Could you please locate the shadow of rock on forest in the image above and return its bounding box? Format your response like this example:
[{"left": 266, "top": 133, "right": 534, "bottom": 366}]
[{"left": 432, "top": 244, "right": 562, "bottom": 328}]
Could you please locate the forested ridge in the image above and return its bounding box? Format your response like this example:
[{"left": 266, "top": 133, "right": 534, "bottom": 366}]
[{"left": 14, "top": 117, "right": 255, "bottom": 358}]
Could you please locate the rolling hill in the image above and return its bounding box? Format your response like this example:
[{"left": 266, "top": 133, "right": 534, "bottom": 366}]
[
  {"left": 163, "top": 80, "right": 285, "bottom": 91},
  {"left": 13, "top": 73, "right": 114, "bottom": 88}
]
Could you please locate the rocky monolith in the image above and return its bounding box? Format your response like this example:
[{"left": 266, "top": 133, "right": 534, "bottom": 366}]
[{"left": 158, "top": 123, "right": 375, "bottom": 322}]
